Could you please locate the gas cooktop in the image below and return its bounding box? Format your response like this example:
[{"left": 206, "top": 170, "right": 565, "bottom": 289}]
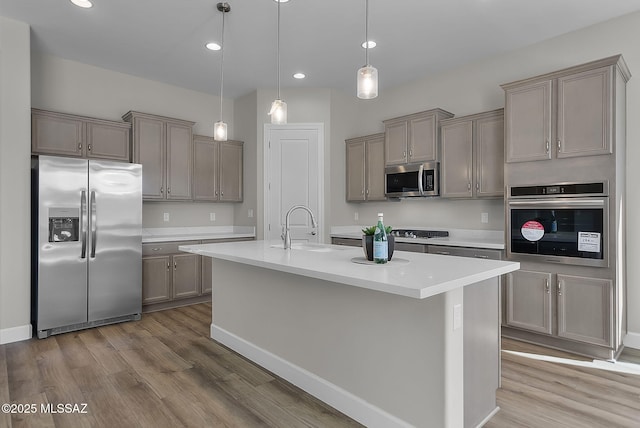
[{"left": 389, "top": 229, "right": 449, "bottom": 239}]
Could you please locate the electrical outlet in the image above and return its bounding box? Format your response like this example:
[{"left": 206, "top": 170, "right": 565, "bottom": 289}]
[
  {"left": 248, "top": 209, "right": 254, "bottom": 218},
  {"left": 163, "top": 213, "right": 170, "bottom": 222},
  {"left": 453, "top": 304, "right": 462, "bottom": 330},
  {"left": 481, "top": 212, "right": 489, "bottom": 224},
  {"left": 354, "top": 212, "right": 359, "bottom": 221},
  {"left": 210, "top": 212, "right": 216, "bottom": 222}
]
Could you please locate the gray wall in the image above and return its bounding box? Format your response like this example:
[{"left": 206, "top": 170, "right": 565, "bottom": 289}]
[
  {"left": 232, "top": 91, "right": 258, "bottom": 227},
  {"left": 0, "top": 17, "right": 31, "bottom": 342}
]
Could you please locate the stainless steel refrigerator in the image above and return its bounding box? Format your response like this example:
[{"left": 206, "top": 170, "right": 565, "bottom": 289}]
[{"left": 31, "top": 155, "right": 142, "bottom": 338}]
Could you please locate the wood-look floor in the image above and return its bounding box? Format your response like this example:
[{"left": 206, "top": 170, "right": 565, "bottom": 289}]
[{"left": 0, "top": 304, "right": 638, "bottom": 428}]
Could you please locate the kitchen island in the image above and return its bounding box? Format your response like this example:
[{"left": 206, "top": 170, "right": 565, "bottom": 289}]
[{"left": 179, "top": 240, "right": 519, "bottom": 428}]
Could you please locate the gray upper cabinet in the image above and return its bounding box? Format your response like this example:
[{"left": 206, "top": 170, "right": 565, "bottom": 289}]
[
  {"left": 383, "top": 109, "right": 453, "bottom": 166},
  {"left": 32, "top": 108, "right": 131, "bottom": 161},
  {"left": 345, "top": 133, "right": 385, "bottom": 202},
  {"left": 123, "top": 111, "right": 194, "bottom": 201},
  {"left": 193, "top": 135, "right": 243, "bottom": 202},
  {"left": 440, "top": 109, "right": 504, "bottom": 198},
  {"left": 502, "top": 55, "right": 630, "bottom": 163}
]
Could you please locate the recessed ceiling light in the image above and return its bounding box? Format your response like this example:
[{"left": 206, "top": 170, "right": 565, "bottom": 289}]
[
  {"left": 206, "top": 42, "right": 222, "bottom": 51},
  {"left": 70, "top": 0, "right": 93, "bottom": 8},
  {"left": 361, "top": 40, "right": 376, "bottom": 49},
  {"left": 293, "top": 73, "right": 306, "bottom": 79}
]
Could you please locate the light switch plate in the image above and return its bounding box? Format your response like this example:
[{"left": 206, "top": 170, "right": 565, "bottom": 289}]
[
  {"left": 248, "top": 209, "right": 254, "bottom": 218},
  {"left": 163, "top": 213, "right": 170, "bottom": 222},
  {"left": 481, "top": 212, "right": 489, "bottom": 224},
  {"left": 354, "top": 212, "right": 359, "bottom": 221},
  {"left": 210, "top": 212, "right": 216, "bottom": 222}
]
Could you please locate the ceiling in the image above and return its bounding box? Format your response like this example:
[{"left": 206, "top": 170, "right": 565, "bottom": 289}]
[{"left": 2, "top": 0, "right": 639, "bottom": 99}]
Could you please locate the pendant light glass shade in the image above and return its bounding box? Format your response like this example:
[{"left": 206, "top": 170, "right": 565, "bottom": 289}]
[
  {"left": 357, "top": 0, "right": 378, "bottom": 99},
  {"left": 270, "top": 0, "right": 287, "bottom": 123},
  {"left": 214, "top": 2, "right": 230, "bottom": 141},
  {"left": 269, "top": 99, "right": 287, "bottom": 124},
  {"left": 214, "top": 121, "right": 228, "bottom": 141},
  {"left": 357, "top": 65, "right": 378, "bottom": 99}
]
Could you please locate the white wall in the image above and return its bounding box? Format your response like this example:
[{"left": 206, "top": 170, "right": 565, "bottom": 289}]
[
  {"left": 31, "top": 53, "right": 237, "bottom": 228},
  {"left": 233, "top": 91, "right": 258, "bottom": 227},
  {"left": 0, "top": 17, "right": 31, "bottom": 343}
]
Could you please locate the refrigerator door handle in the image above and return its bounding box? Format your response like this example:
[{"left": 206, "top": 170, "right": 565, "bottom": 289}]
[
  {"left": 81, "top": 190, "right": 87, "bottom": 259},
  {"left": 90, "top": 190, "right": 97, "bottom": 258}
]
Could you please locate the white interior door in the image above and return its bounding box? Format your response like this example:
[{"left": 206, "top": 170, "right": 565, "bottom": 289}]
[{"left": 264, "top": 124, "right": 323, "bottom": 243}]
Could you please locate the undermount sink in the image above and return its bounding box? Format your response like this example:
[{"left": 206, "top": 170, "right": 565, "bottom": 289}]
[{"left": 270, "top": 243, "right": 344, "bottom": 252}]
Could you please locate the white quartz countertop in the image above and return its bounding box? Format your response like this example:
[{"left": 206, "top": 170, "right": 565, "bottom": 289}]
[
  {"left": 142, "top": 226, "right": 255, "bottom": 243},
  {"left": 179, "top": 240, "right": 519, "bottom": 300},
  {"left": 330, "top": 226, "right": 505, "bottom": 250}
]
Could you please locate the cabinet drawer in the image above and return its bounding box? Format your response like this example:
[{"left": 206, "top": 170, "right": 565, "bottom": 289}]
[
  {"left": 395, "top": 242, "right": 428, "bottom": 253},
  {"left": 142, "top": 240, "right": 199, "bottom": 256},
  {"left": 331, "top": 237, "right": 361, "bottom": 247},
  {"left": 428, "top": 245, "right": 502, "bottom": 260},
  {"left": 200, "top": 237, "right": 253, "bottom": 245}
]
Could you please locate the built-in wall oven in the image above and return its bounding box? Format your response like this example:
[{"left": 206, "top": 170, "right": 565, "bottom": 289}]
[{"left": 507, "top": 182, "right": 608, "bottom": 267}]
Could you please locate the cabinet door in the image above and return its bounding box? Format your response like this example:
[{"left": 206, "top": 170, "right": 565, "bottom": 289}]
[
  {"left": 476, "top": 114, "right": 504, "bottom": 197},
  {"left": 505, "top": 270, "right": 552, "bottom": 334},
  {"left": 441, "top": 120, "right": 473, "bottom": 198},
  {"left": 365, "top": 136, "right": 386, "bottom": 201},
  {"left": 134, "top": 116, "right": 166, "bottom": 199},
  {"left": 193, "top": 137, "right": 219, "bottom": 201},
  {"left": 172, "top": 254, "right": 200, "bottom": 299},
  {"left": 346, "top": 139, "right": 366, "bottom": 201},
  {"left": 142, "top": 256, "right": 171, "bottom": 304},
  {"left": 166, "top": 122, "right": 193, "bottom": 200},
  {"left": 557, "top": 275, "right": 612, "bottom": 347},
  {"left": 384, "top": 121, "right": 408, "bottom": 166},
  {"left": 32, "top": 112, "right": 84, "bottom": 157},
  {"left": 219, "top": 141, "right": 243, "bottom": 202},
  {"left": 409, "top": 114, "right": 436, "bottom": 163},
  {"left": 557, "top": 67, "right": 612, "bottom": 158},
  {"left": 86, "top": 121, "right": 131, "bottom": 161},
  {"left": 505, "top": 80, "right": 552, "bottom": 163},
  {"left": 201, "top": 255, "right": 212, "bottom": 295}
]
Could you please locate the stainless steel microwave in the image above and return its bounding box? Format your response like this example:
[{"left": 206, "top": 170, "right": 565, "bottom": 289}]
[{"left": 385, "top": 162, "right": 439, "bottom": 198}]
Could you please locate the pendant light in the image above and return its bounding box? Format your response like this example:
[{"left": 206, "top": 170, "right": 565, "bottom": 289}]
[
  {"left": 357, "top": 0, "right": 378, "bottom": 99},
  {"left": 269, "top": 0, "right": 287, "bottom": 124},
  {"left": 214, "top": 2, "right": 230, "bottom": 141}
]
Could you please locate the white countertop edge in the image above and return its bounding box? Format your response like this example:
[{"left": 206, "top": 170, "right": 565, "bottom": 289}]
[
  {"left": 180, "top": 243, "right": 519, "bottom": 300},
  {"left": 330, "top": 232, "right": 505, "bottom": 250},
  {"left": 142, "top": 226, "right": 256, "bottom": 243},
  {"left": 143, "top": 233, "right": 255, "bottom": 243}
]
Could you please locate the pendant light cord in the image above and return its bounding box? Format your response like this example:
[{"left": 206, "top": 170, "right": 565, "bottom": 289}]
[
  {"left": 277, "top": 0, "right": 281, "bottom": 100},
  {"left": 219, "top": 4, "right": 226, "bottom": 121},
  {"left": 364, "top": 0, "right": 369, "bottom": 66}
]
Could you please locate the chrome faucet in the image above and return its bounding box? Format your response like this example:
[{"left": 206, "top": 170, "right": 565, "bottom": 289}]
[{"left": 282, "top": 205, "right": 318, "bottom": 249}]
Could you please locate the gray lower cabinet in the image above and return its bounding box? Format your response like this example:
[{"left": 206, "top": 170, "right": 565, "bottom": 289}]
[
  {"left": 440, "top": 109, "right": 504, "bottom": 198},
  {"left": 505, "top": 270, "right": 612, "bottom": 347},
  {"left": 123, "top": 111, "right": 195, "bottom": 201},
  {"left": 32, "top": 108, "right": 131, "bottom": 161},
  {"left": 142, "top": 255, "right": 172, "bottom": 304},
  {"left": 172, "top": 253, "right": 201, "bottom": 299},
  {"left": 345, "top": 133, "right": 385, "bottom": 202},
  {"left": 193, "top": 135, "right": 243, "bottom": 202}
]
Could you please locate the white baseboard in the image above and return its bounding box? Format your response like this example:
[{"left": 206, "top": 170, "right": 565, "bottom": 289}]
[
  {"left": 476, "top": 406, "right": 500, "bottom": 428},
  {"left": 211, "top": 324, "right": 412, "bottom": 428},
  {"left": 624, "top": 332, "right": 640, "bottom": 350},
  {"left": 0, "top": 324, "right": 32, "bottom": 345}
]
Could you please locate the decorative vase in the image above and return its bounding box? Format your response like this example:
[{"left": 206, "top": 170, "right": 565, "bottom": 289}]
[{"left": 362, "top": 234, "right": 395, "bottom": 261}]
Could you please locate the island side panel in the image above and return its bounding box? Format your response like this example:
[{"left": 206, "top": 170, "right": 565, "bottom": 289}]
[{"left": 209, "top": 258, "right": 460, "bottom": 428}]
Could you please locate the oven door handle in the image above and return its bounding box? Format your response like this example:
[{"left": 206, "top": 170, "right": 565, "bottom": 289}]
[
  {"left": 418, "top": 164, "right": 424, "bottom": 196},
  {"left": 508, "top": 198, "right": 606, "bottom": 208}
]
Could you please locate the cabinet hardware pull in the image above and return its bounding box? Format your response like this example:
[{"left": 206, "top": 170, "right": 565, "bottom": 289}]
[
  {"left": 361, "top": 190, "right": 364, "bottom": 195},
  {"left": 409, "top": 149, "right": 412, "bottom": 157},
  {"left": 403, "top": 150, "right": 406, "bottom": 158},
  {"left": 88, "top": 144, "right": 92, "bottom": 151},
  {"left": 557, "top": 139, "right": 561, "bottom": 152},
  {"left": 557, "top": 280, "right": 562, "bottom": 296},
  {"left": 545, "top": 278, "right": 550, "bottom": 294},
  {"left": 366, "top": 189, "right": 369, "bottom": 195},
  {"left": 152, "top": 248, "right": 160, "bottom": 251},
  {"left": 467, "top": 182, "right": 471, "bottom": 191},
  {"left": 78, "top": 143, "right": 82, "bottom": 151},
  {"left": 545, "top": 140, "right": 549, "bottom": 153},
  {"left": 474, "top": 254, "right": 489, "bottom": 259},
  {"left": 221, "top": 192, "right": 224, "bottom": 196},
  {"left": 476, "top": 182, "right": 479, "bottom": 190},
  {"left": 167, "top": 187, "right": 171, "bottom": 194},
  {"left": 437, "top": 251, "right": 450, "bottom": 255},
  {"left": 160, "top": 187, "right": 164, "bottom": 194},
  {"left": 215, "top": 191, "right": 218, "bottom": 196},
  {"left": 166, "top": 262, "right": 170, "bottom": 269},
  {"left": 174, "top": 261, "right": 177, "bottom": 270}
]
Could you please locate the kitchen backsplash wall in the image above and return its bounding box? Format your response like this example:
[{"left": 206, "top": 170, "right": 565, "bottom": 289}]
[{"left": 143, "top": 202, "right": 235, "bottom": 228}]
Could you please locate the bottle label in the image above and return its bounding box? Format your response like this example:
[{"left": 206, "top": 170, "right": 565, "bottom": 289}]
[{"left": 374, "top": 241, "right": 388, "bottom": 261}]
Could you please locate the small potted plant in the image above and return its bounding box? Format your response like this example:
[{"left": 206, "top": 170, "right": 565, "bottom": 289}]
[{"left": 361, "top": 225, "right": 395, "bottom": 261}]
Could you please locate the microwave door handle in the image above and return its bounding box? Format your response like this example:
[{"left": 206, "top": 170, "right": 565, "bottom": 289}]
[
  {"left": 90, "top": 190, "right": 97, "bottom": 258},
  {"left": 418, "top": 164, "right": 424, "bottom": 196},
  {"left": 80, "top": 190, "right": 87, "bottom": 259}
]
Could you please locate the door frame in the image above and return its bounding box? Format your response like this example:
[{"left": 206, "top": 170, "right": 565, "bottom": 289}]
[{"left": 263, "top": 123, "right": 325, "bottom": 242}]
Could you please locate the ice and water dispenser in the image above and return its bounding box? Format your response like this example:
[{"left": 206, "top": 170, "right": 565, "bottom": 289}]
[{"left": 48, "top": 207, "right": 80, "bottom": 242}]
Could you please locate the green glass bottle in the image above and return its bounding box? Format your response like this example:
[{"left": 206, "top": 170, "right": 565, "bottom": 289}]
[{"left": 373, "top": 212, "right": 388, "bottom": 264}]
